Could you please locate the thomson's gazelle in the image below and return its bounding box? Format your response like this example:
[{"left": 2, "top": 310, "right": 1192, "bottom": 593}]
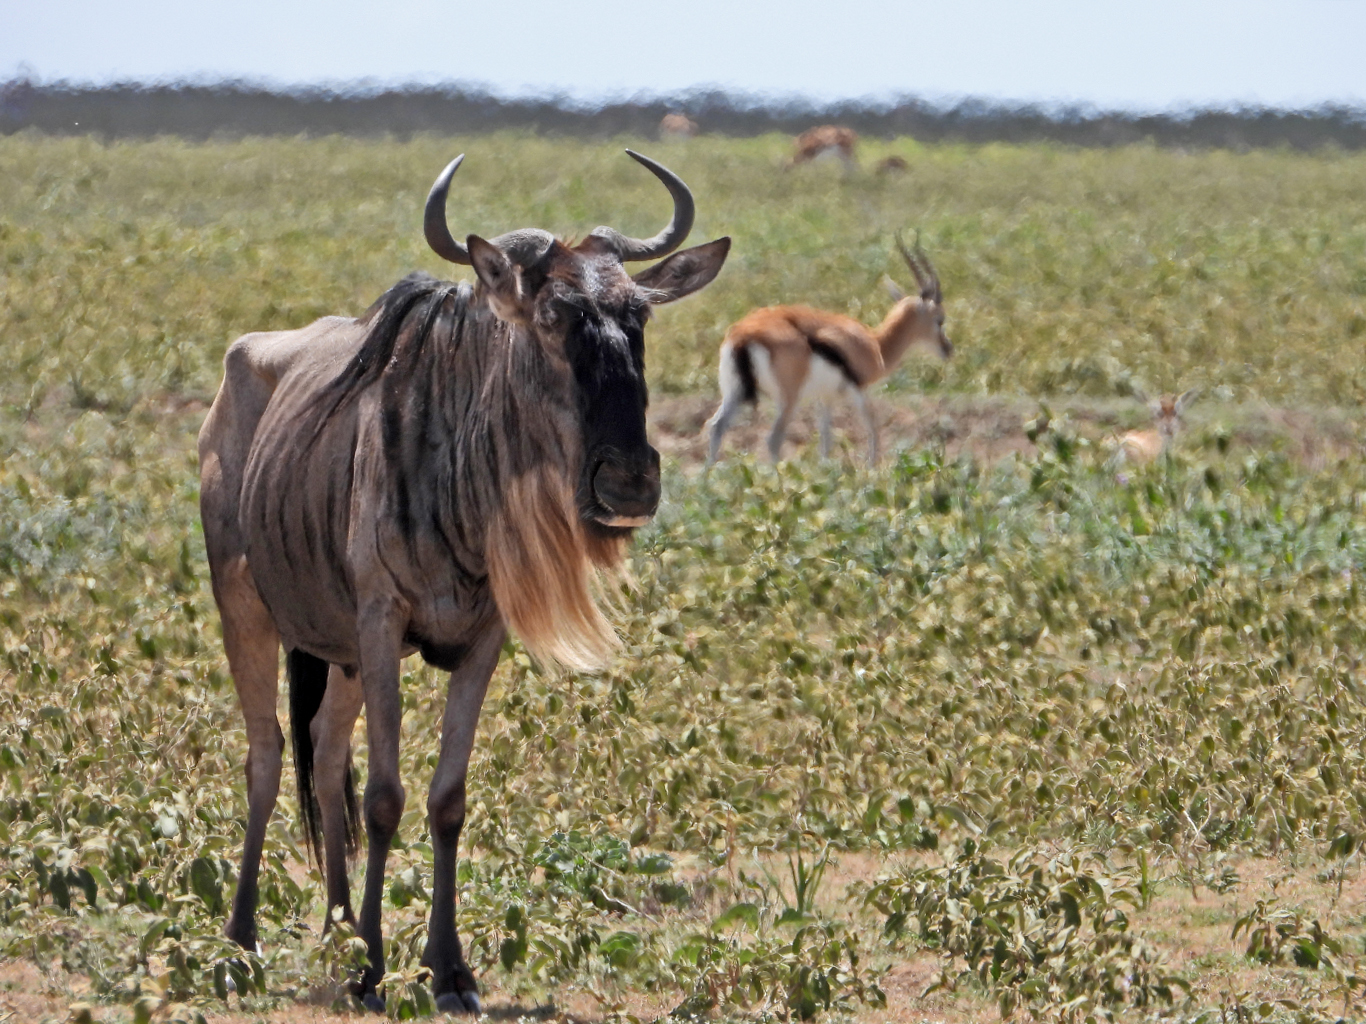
[
  {"left": 1116, "top": 389, "right": 1199, "bottom": 463},
  {"left": 706, "top": 235, "right": 953, "bottom": 465}
]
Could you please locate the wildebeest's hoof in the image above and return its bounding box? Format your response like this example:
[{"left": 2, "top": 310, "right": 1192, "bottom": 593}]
[
  {"left": 436, "top": 990, "right": 481, "bottom": 1014},
  {"left": 362, "top": 992, "right": 386, "bottom": 1013}
]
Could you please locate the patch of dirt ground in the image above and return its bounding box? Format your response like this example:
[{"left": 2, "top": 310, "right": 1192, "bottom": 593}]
[
  {"left": 7, "top": 852, "right": 1366, "bottom": 1023},
  {"left": 649, "top": 392, "right": 1366, "bottom": 469}
]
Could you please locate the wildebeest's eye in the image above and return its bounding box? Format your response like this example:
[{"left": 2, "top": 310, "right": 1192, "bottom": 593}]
[{"left": 542, "top": 300, "right": 587, "bottom": 333}]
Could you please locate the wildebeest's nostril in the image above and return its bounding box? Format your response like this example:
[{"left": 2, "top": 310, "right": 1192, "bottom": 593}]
[{"left": 592, "top": 460, "right": 661, "bottom": 520}]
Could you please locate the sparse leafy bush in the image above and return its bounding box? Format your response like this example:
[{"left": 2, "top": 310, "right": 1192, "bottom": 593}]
[{"left": 865, "top": 841, "right": 1186, "bottom": 1021}]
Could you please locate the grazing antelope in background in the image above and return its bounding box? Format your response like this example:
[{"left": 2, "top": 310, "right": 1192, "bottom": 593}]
[
  {"left": 1116, "top": 389, "right": 1199, "bottom": 463},
  {"left": 706, "top": 234, "right": 951, "bottom": 465},
  {"left": 660, "top": 112, "right": 699, "bottom": 139},
  {"left": 875, "top": 155, "right": 909, "bottom": 174},
  {"left": 791, "top": 125, "right": 858, "bottom": 167},
  {"left": 199, "top": 151, "right": 728, "bottom": 1014}
]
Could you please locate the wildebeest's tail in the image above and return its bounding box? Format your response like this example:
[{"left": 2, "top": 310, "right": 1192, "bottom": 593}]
[{"left": 287, "top": 649, "right": 360, "bottom": 865}]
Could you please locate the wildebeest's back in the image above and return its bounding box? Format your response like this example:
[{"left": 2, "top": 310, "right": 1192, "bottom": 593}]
[{"left": 199, "top": 314, "right": 358, "bottom": 578}]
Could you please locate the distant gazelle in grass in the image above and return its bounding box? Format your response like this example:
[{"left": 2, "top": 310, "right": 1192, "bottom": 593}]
[
  {"left": 706, "top": 235, "right": 953, "bottom": 465},
  {"left": 1116, "top": 389, "right": 1199, "bottom": 463},
  {"left": 660, "top": 113, "right": 699, "bottom": 140},
  {"left": 791, "top": 125, "right": 858, "bottom": 168}
]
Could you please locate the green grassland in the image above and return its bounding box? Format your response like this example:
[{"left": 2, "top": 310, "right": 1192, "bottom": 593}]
[{"left": 3, "top": 134, "right": 1366, "bottom": 1023}]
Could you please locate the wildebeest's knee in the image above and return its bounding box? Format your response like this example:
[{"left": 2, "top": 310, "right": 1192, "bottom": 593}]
[
  {"left": 364, "top": 778, "right": 405, "bottom": 837},
  {"left": 428, "top": 779, "right": 467, "bottom": 845}
]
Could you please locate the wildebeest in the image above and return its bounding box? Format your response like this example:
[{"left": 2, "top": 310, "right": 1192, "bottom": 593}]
[
  {"left": 198, "top": 151, "right": 729, "bottom": 1012},
  {"left": 706, "top": 234, "right": 950, "bottom": 465}
]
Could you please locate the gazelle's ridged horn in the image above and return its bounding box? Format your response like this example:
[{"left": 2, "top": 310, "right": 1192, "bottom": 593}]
[
  {"left": 589, "top": 150, "right": 696, "bottom": 262},
  {"left": 896, "top": 230, "right": 941, "bottom": 301},
  {"left": 917, "top": 236, "right": 942, "bottom": 302},
  {"left": 424, "top": 155, "right": 472, "bottom": 265}
]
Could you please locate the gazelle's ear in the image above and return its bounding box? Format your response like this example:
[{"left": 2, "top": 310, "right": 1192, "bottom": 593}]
[
  {"left": 468, "top": 235, "right": 529, "bottom": 324},
  {"left": 882, "top": 275, "right": 906, "bottom": 302},
  {"left": 1174, "top": 388, "right": 1200, "bottom": 415}
]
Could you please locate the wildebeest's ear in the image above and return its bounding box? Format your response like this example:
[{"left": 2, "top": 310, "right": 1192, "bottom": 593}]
[
  {"left": 468, "top": 234, "right": 529, "bottom": 324},
  {"left": 632, "top": 237, "right": 731, "bottom": 304}
]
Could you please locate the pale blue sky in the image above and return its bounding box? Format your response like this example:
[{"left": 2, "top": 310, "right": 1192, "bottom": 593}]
[{"left": 4, "top": 0, "right": 1366, "bottom": 112}]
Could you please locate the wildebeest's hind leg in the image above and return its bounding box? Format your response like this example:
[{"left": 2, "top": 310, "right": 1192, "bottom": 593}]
[
  {"left": 422, "top": 623, "right": 505, "bottom": 1014},
  {"left": 290, "top": 656, "right": 365, "bottom": 928},
  {"left": 312, "top": 665, "right": 364, "bottom": 927},
  {"left": 215, "top": 556, "right": 284, "bottom": 951}
]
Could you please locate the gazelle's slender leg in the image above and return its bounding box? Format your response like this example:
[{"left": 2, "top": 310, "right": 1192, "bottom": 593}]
[
  {"left": 767, "top": 401, "right": 795, "bottom": 462},
  {"left": 705, "top": 392, "right": 744, "bottom": 467},
  {"left": 851, "top": 389, "right": 878, "bottom": 465},
  {"left": 215, "top": 556, "right": 283, "bottom": 952},
  {"left": 311, "top": 664, "right": 364, "bottom": 927},
  {"left": 817, "top": 403, "right": 834, "bottom": 459},
  {"left": 423, "top": 622, "right": 505, "bottom": 1014},
  {"left": 353, "top": 598, "right": 407, "bottom": 1011}
]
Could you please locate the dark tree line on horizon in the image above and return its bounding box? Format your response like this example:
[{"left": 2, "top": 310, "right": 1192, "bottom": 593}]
[{"left": 3, "top": 78, "right": 1366, "bottom": 151}]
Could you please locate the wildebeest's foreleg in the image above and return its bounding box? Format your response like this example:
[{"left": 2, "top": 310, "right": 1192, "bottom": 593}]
[
  {"left": 311, "top": 664, "right": 364, "bottom": 927},
  {"left": 215, "top": 556, "right": 284, "bottom": 952},
  {"left": 422, "top": 623, "right": 505, "bottom": 1014},
  {"left": 354, "top": 600, "right": 409, "bottom": 1011}
]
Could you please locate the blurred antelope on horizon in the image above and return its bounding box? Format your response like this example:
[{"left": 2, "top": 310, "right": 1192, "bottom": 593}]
[
  {"left": 659, "top": 113, "right": 699, "bottom": 140},
  {"left": 791, "top": 125, "right": 858, "bottom": 168},
  {"left": 1116, "top": 389, "right": 1199, "bottom": 463},
  {"left": 706, "top": 234, "right": 953, "bottom": 465}
]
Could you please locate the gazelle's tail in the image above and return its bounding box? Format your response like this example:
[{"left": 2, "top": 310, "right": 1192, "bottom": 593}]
[
  {"left": 721, "top": 342, "right": 758, "bottom": 406},
  {"left": 706, "top": 342, "right": 758, "bottom": 466}
]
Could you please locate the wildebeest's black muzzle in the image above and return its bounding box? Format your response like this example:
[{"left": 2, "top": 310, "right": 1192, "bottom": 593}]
[
  {"left": 569, "top": 309, "right": 659, "bottom": 529},
  {"left": 591, "top": 449, "right": 661, "bottom": 525}
]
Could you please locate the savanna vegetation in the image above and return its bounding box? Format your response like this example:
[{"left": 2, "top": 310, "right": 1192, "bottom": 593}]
[{"left": 2, "top": 133, "right": 1366, "bottom": 1024}]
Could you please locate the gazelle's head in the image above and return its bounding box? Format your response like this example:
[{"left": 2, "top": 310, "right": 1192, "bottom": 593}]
[
  {"left": 883, "top": 232, "right": 953, "bottom": 360},
  {"left": 1144, "top": 388, "right": 1199, "bottom": 443}
]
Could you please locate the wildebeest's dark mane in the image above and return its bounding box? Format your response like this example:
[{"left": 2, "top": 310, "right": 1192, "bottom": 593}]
[
  {"left": 300, "top": 272, "right": 470, "bottom": 438},
  {"left": 348, "top": 272, "right": 466, "bottom": 392}
]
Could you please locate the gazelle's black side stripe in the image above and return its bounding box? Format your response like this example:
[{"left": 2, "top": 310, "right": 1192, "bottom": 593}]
[{"left": 808, "top": 338, "right": 862, "bottom": 387}]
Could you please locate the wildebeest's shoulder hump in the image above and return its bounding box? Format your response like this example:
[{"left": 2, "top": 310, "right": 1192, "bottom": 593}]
[{"left": 328, "top": 273, "right": 471, "bottom": 398}]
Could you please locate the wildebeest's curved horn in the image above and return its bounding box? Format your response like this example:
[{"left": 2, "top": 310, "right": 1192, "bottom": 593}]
[
  {"left": 425, "top": 155, "right": 472, "bottom": 265},
  {"left": 589, "top": 150, "right": 696, "bottom": 262},
  {"left": 426, "top": 156, "right": 577, "bottom": 268}
]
